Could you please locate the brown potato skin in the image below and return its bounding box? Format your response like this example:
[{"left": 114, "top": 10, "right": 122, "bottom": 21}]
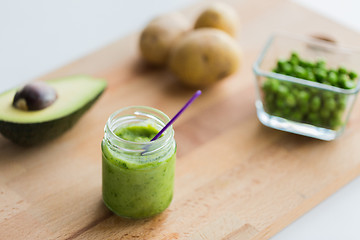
[
  {"left": 169, "top": 28, "right": 242, "bottom": 88},
  {"left": 194, "top": 2, "right": 240, "bottom": 37},
  {"left": 139, "top": 13, "right": 190, "bottom": 66}
]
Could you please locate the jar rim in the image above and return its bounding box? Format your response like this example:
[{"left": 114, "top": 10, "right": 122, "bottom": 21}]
[{"left": 105, "top": 106, "right": 174, "bottom": 154}]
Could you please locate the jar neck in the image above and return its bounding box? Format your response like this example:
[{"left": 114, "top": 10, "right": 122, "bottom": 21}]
[{"left": 104, "top": 106, "right": 175, "bottom": 159}]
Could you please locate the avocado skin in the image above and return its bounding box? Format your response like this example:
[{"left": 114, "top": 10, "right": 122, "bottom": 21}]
[{"left": 0, "top": 92, "right": 104, "bottom": 146}]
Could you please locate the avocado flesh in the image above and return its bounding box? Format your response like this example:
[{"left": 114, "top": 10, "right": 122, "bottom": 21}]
[{"left": 0, "top": 76, "right": 107, "bottom": 146}]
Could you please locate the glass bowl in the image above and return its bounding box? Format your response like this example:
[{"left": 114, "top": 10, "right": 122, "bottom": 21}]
[{"left": 253, "top": 33, "right": 360, "bottom": 140}]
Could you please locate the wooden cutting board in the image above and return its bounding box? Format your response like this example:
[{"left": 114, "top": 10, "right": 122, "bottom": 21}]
[{"left": 2, "top": 0, "right": 360, "bottom": 239}]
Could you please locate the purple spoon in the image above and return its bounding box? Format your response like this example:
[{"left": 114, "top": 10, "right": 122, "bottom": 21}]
[{"left": 151, "top": 90, "right": 202, "bottom": 141}]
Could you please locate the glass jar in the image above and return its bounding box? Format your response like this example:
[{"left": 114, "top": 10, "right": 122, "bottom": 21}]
[
  {"left": 101, "top": 106, "right": 176, "bottom": 219},
  {"left": 253, "top": 33, "right": 360, "bottom": 140}
]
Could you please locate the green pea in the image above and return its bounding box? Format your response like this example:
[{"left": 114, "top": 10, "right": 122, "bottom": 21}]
[
  {"left": 344, "top": 80, "right": 355, "bottom": 89},
  {"left": 307, "top": 112, "right": 319, "bottom": 122},
  {"left": 307, "top": 61, "right": 316, "bottom": 68},
  {"left": 290, "top": 53, "right": 300, "bottom": 65},
  {"left": 297, "top": 90, "right": 310, "bottom": 104},
  {"left": 282, "top": 62, "right": 293, "bottom": 75},
  {"left": 272, "top": 79, "right": 281, "bottom": 91},
  {"left": 338, "top": 66, "right": 347, "bottom": 74},
  {"left": 310, "top": 96, "right": 321, "bottom": 111},
  {"left": 291, "top": 52, "right": 300, "bottom": 60},
  {"left": 330, "top": 112, "right": 343, "bottom": 129},
  {"left": 307, "top": 71, "right": 316, "bottom": 81},
  {"left": 299, "top": 59, "right": 310, "bottom": 67},
  {"left": 292, "top": 88, "right": 299, "bottom": 96},
  {"left": 316, "top": 59, "right": 326, "bottom": 68},
  {"left": 277, "top": 59, "right": 287, "bottom": 68},
  {"left": 277, "top": 85, "right": 289, "bottom": 97},
  {"left": 276, "top": 60, "right": 292, "bottom": 74},
  {"left": 337, "top": 97, "right": 347, "bottom": 110},
  {"left": 285, "top": 94, "right": 296, "bottom": 107},
  {"left": 324, "top": 98, "right": 336, "bottom": 111},
  {"left": 328, "top": 69, "right": 337, "bottom": 74},
  {"left": 328, "top": 71, "right": 338, "bottom": 85},
  {"left": 349, "top": 71, "right": 358, "bottom": 80},
  {"left": 294, "top": 65, "right": 307, "bottom": 79},
  {"left": 322, "top": 80, "right": 332, "bottom": 86},
  {"left": 338, "top": 74, "right": 350, "bottom": 88},
  {"left": 314, "top": 68, "right": 327, "bottom": 82},
  {"left": 264, "top": 79, "right": 280, "bottom": 92}
]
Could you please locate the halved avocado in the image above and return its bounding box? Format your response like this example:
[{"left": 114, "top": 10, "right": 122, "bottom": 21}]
[{"left": 0, "top": 75, "right": 107, "bottom": 146}]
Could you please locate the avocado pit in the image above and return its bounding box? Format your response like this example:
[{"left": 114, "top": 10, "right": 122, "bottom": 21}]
[{"left": 13, "top": 82, "right": 57, "bottom": 111}]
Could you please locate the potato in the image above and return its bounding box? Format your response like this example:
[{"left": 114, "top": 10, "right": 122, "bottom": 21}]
[
  {"left": 139, "top": 13, "right": 191, "bottom": 66},
  {"left": 194, "top": 2, "right": 240, "bottom": 37},
  {"left": 169, "top": 28, "right": 242, "bottom": 88}
]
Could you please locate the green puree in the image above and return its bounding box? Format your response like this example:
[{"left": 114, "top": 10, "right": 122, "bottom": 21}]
[
  {"left": 102, "top": 124, "right": 175, "bottom": 219},
  {"left": 115, "top": 125, "right": 158, "bottom": 142}
]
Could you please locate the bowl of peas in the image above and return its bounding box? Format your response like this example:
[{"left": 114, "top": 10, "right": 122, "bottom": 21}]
[{"left": 253, "top": 33, "right": 360, "bottom": 140}]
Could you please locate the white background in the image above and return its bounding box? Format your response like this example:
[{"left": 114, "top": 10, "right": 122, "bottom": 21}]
[{"left": 1, "top": 0, "right": 360, "bottom": 239}]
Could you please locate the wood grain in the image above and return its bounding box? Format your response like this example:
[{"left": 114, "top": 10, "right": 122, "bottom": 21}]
[{"left": 2, "top": 0, "right": 360, "bottom": 239}]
